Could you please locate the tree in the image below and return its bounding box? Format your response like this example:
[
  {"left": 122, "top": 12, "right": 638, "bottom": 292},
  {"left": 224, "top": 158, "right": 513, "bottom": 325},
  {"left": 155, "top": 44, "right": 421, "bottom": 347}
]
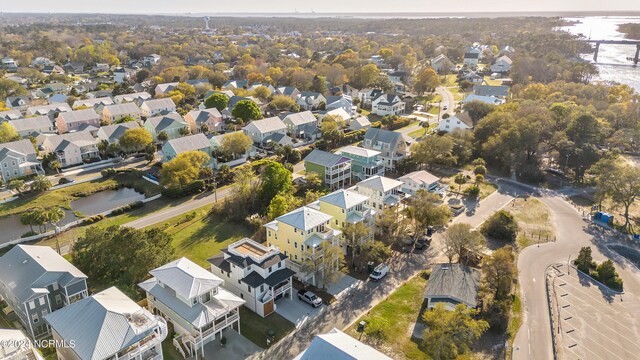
[
  {"left": 480, "top": 210, "right": 518, "bottom": 242},
  {"left": 157, "top": 131, "right": 168, "bottom": 143},
  {"left": 72, "top": 225, "right": 173, "bottom": 297},
  {"left": 49, "top": 161, "right": 61, "bottom": 174},
  {"left": 0, "top": 122, "right": 19, "bottom": 143},
  {"left": 414, "top": 67, "right": 440, "bottom": 94},
  {"left": 220, "top": 132, "right": 252, "bottom": 160},
  {"left": 275, "top": 144, "right": 300, "bottom": 164},
  {"left": 412, "top": 135, "right": 455, "bottom": 169},
  {"left": 44, "top": 206, "right": 65, "bottom": 253},
  {"left": 481, "top": 246, "right": 516, "bottom": 300},
  {"left": 113, "top": 115, "right": 136, "bottom": 124},
  {"left": 320, "top": 117, "right": 344, "bottom": 148},
  {"left": 160, "top": 151, "right": 210, "bottom": 189},
  {"left": 575, "top": 246, "right": 593, "bottom": 273},
  {"left": 204, "top": 93, "right": 229, "bottom": 111},
  {"left": 300, "top": 241, "right": 345, "bottom": 289},
  {"left": 30, "top": 175, "right": 52, "bottom": 193},
  {"left": 269, "top": 95, "right": 296, "bottom": 111},
  {"left": 342, "top": 221, "right": 372, "bottom": 264},
  {"left": 351, "top": 64, "right": 380, "bottom": 89},
  {"left": 359, "top": 240, "right": 392, "bottom": 271},
  {"left": 376, "top": 207, "right": 400, "bottom": 242},
  {"left": 443, "top": 223, "right": 486, "bottom": 264},
  {"left": 454, "top": 173, "right": 467, "bottom": 193},
  {"left": 20, "top": 211, "right": 38, "bottom": 233},
  {"left": 0, "top": 78, "right": 27, "bottom": 102},
  {"left": 260, "top": 161, "right": 293, "bottom": 204},
  {"left": 422, "top": 303, "right": 489, "bottom": 360},
  {"left": 178, "top": 127, "right": 191, "bottom": 136},
  {"left": 473, "top": 165, "right": 487, "bottom": 176},
  {"left": 464, "top": 101, "right": 496, "bottom": 124},
  {"left": 7, "top": 179, "right": 26, "bottom": 195},
  {"left": 119, "top": 128, "right": 153, "bottom": 153},
  {"left": 310, "top": 75, "right": 328, "bottom": 94},
  {"left": 590, "top": 158, "right": 640, "bottom": 232},
  {"left": 267, "top": 192, "right": 301, "bottom": 220},
  {"left": 253, "top": 86, "right": 271, "bottom": 101},
  {"left": 404, "top": 191, "right": 452, "bottom": 238},
  {"left": 232, "top": 100, "right": 263, "bottom": 123}
]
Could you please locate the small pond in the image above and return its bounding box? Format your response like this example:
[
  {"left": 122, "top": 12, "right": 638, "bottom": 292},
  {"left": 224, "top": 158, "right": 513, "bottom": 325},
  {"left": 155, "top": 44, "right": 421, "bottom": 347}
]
[
  {"left": 0, "top": 187, "right": 145, "bottom": 244},
  {"left": 608, "top": 244, "right": 640, "bottom": 269}
]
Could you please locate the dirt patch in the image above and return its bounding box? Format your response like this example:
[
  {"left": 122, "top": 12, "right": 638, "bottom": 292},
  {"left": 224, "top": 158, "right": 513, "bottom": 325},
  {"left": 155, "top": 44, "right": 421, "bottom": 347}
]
[{"left": 508, "top": 197, "right": 556, "bottom": 249}]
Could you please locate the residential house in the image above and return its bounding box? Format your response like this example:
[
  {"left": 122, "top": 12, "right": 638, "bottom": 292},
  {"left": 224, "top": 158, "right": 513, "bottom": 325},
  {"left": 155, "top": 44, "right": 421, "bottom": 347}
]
[
  {"left": 43, "top": 65, "right": 65, "bottom": 75},
  {"left": 362, "top": 128, "right": 409, "bottom": 171},
  {"left": 138, "top": 258, "right": 245, "bottom": 359},
  {"left": 203, "top": 90, "right": 234, "bottom": 103},
  {"left": 348, "top": 116, "right": 371, "bottom": 131},
  {"left": 207, "top": 131, "right": 253, "bottom": 169},
  {"left": 304, "top": 149, "right": 352, "bottom": 190},
  {"left": 162, "top": 133, "right": 213, "bottom": 163},
  {"left": 0, "top": 245, "right": 88, "bottom": 339},
  {"left": 184, "top": 108, "right": 224, "bottom": 134},
  {"left": 140, "top": 98, "right": 177, "bottom": 117},
  {"left": 462, "top": 94, "right": 505, "bottom": 106},
  {"left": 438, "top": 112, "right": 473, "bottom": 133},
  {"left": 40, "top": 131, "right": 100, "bottom": 167},
  {"left": 55, "top": 109, "right": 100, "bottom": 134},
  {"left": 462, "top": 71, "right": 484, "bottom": 84},
  {"left": 325, "top": 95, "right": 353, "bottom": 115},
  {"left": 248, "top": 82, "right": 276, "bottom": 95},
  {"left": 35, "top": 83, "right": 69, "bottom": 99},
  {"left": 144, "top": 54, "right": 161, "bottom": 66},
  {"left": 264, "top": 206, "right": 342, "bottom": 285},
  {"left": 48, "top": 94, "right": 69, "bottom": 104},
  {"left": 6, "top": 95, "right": 33, "bottom": 111},
  {"left": 423, "top": 263, "right": 480, "bottom": 310},
  {"left": 62, "top": 62, "right": 85, "bottom": 74},
  {"left": 101, "top": 103, "right": 142, "bottom": 123},
  {"left": 154, "top": 82, "right": 179, "bottom": 96},
  {"left": 430, "top": 54, "right": 454, "bottom": 74},
  {"left": 26, "top": 103, "right": 72, "bottom": 121},
  {"left": 329, "top": 84, "right": 359, "bottom": 100},
  {"left": 113, "top": 67, "right": 137, "bottom": 84},
  {"left": 463, "top": 49, "right": 481, "bottom": 67},
  {"left": 0, "top": 109, "right": 22, "bottom": 121},
  {"left": 0, "top": 329, "right": 44, "bottom": 360},
  {"left": 1, "top": 57, "right": 18, "bottom": 71},
  {"left": 352, "top": 175, "right": 405, "bottom": 210},
  {"left": 228, "top": 96, "right": 262, "bottom": 112},
  {"left": 72, "top": 97, "right": 114, "bottom": 110},
  {"left": 222, "top": 80, "right": 249, "bottom": 90},
  {"left": 282, "top": 111, "right": 320, "bottom": 141},
  {"left": 208, "top": 238, "right": 295, "bottom": 317},
  {"left": 371, "top": 93, "right": 404, "bottom": 116},
  {"left": 358, "top": 89, "right": 383, "bottom": 107},
  {"left": 243, "top": 116, "right": 290, "bottom": 146},
  {"left": 45, "top": 287, "right": 167, "bottom": 360},
  {"left": 113, "top": 92, "right": 152, "bottom": 104},
  {"left": 500, "top": 45, "right": 516, "bottom": 57},
  {"left": 276, "top": 86, "right": 301, "bottom": 99},
  {"left": 144, "top": 113, "right": 188, "bottom": 142},
  {"left": 294, "top": 328, "right": 392, "bottom": 360},
  {"left": 473, "top": 85, "right": 509, "bottom": 98},
  {"left": 96, "top": 122, "right": 140, "bottom": 145},
  {"left": 491, "top": 55, "right": 513, "bottom": 73},
  {"left": 0, "top": 139, "right": 43, "bottom": 182},
  {"left": 32, "top": 57, "right": 54, "bottom": 67},
  {"left": 297, "top": 92, "right": 326, "bottom": 111},
  {"left": 308, "top": 189, "right": 375, "bottom": 253},
  {"left": 9, "top": 116, "right": 55, "bottom": 137},
  {"left": 322, "top": 108, "right": 351, "bottom": 124},
  {"left": 336, "top": 146, "right": 384, "bottom": 181},
  {"left": 398, "top": 170, "right": 440, "bottom": 195}
]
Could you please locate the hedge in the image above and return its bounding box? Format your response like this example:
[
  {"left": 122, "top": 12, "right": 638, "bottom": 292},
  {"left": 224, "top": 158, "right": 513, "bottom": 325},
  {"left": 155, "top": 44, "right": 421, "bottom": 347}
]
[{"left": 161, "top": 180, "right": 205, "bottom": 198}]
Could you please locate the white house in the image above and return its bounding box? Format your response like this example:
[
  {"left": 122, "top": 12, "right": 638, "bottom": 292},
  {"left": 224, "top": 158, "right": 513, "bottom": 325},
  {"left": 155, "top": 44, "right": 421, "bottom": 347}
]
[
  {"left": 294, "top": 328, "right": 391, "bottom": 360},
  {"left": 438, "top": 112, "right": 473, "bottom": 133},
  {"left": 491, "top": 55, "right": 513, "bottom": 73},
  {"left": 398, "top": 170, "right": 441, "bottom": 195},
  {"left": 0, "top": 139, "right": 43, "bottom": 182},
  {"left": 297, "top": 92, "right": 326, "bottom": 110},
  {"left": 140, "top": 98, "right": 177, "bottom": 117},
  {"left": 0, "top": 329, "right": 44, "bottom": 360},
  {"left": 371, "top": 93, "right": 404, "bottom": 116},
  {"left": 208, "top": 238, "right": 295, "bottom": 318},
  {"left": 352, "top": 175, "right": 405, "bottom": 210}
]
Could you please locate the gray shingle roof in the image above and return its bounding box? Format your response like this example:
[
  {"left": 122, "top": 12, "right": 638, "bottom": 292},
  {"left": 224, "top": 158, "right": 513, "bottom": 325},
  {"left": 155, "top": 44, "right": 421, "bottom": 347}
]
[
  {"left": 187, "top": 108, "right": 222, "bottom": 125},
  {"left": 0, "top": 245, "right": 86, "bottom": 304},
  {"left": 97, "top": 122, "right": 140, "bottom": 143},
  {"left": 473, "top": 85, "right": 509, "bottom": 98},
  {"left": 72, "top": 97, "right": 114, "bottom": 108},
  {"left": 145, "top": 113, "right": 186, "bottom": 131},
  {"left": 245, "top": 116, "right": 286, "bottom": 134},
  {"left": 42, "top": 131, "right": 97, "bottom": 152},
  {"left": 113, "top": 92, "right": 152, "bottom": 103},
  {"left": 363, "top": 128, "right": 404, "bottom": 149},
  {"left": 0, "top": 109, "right": 22, "bottom": 120},
  {"left": 27, "top": 103, "right": 72, "bottom": 116},
  {"left": 0, "top": 139, "right": 36, "bottom": 157},
  {"left": 164, "top": 133, "right": 211, "bottom": 154},
  {"left": 424, "top": 263, "right": 480, "bottom": 308},
  {"left": 45, "top": 287, "right": 158, "bottom": 360},
  {"left": 142, "top": 98, "right": 176, "bottom": 111},
  {"left": 103, "top": 102, "right": 141, "bottom": 116},
  {"left": 283, "top": 111, "right": 317, "bottom": 127},
  {"left": 58, "top": 109, "right": 99, "bottom": 124}
]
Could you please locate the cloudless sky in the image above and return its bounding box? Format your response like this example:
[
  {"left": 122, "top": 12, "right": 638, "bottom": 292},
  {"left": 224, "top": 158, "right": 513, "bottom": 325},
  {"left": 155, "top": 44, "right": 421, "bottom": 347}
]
[{"left": 3, "top": 0, "right": 640, "bottom": 14}]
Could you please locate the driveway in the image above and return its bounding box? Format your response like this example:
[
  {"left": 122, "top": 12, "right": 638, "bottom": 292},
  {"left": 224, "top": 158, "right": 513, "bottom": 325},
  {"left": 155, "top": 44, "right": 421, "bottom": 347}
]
[
  {"left": 325, "top": 274, "right": 361, "bottom": 299},
  {"left": 199, "top": 328, "right": 261, "bottom": 360},
  {"left": 275, "top": 297, "right": 324, "bottom": 328}
]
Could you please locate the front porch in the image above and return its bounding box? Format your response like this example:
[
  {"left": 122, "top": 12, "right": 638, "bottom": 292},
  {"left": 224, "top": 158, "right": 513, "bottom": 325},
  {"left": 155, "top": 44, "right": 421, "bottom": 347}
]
[{"left": 171, "top": 310, "right": 241, "bottom": 359}]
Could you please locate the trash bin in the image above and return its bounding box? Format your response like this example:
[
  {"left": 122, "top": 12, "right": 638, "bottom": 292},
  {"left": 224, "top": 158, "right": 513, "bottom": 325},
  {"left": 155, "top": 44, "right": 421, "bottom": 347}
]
[
  {"left": 357, "top": 321, "right": 367, "bottom": 332},
  {"left": 367, "top": 261, "right": 374, "bottom": 273}
]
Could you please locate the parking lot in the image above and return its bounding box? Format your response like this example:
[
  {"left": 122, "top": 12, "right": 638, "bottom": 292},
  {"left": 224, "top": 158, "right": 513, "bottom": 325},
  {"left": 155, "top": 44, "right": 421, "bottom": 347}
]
[{"left": 549, "top": 265, "right": 640, "bottom": 360}]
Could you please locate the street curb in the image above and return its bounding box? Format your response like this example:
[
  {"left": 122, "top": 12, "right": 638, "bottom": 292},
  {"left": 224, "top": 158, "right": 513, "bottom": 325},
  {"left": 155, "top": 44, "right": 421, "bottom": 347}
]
[{"left": 569, "top": 263, "right": 625, "bottom": 294}]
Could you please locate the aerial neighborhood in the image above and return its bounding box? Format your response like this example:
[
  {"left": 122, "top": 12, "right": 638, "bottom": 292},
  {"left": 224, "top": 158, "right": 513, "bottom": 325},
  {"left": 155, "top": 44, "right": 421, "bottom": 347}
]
[{"left": 0, "top": 11, "right": 638, "bottom": 360}]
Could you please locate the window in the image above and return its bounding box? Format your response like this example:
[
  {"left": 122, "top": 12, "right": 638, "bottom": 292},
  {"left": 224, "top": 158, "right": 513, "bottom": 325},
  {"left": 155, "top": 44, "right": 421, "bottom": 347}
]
[
  {"left": 41, "top": 309, "right": 47, "bottom": 317},
  {"left": 52, "top": 283, "right": 59, "bottom": 291},
  {"left": 268, "top": 266, "right": 272, "bottom": 273},
  {"left": 278, "top": 262, "right": 282, "bottom": 268},
  {"left": 240, "top": 293, "right": 244, "bottom": 299},
  {"left": 247, "top": 285, "right": 251, "bottom": 293},
  {"left": 294, "top": 254, "right": 298, "bottom": 260},
  {"left": 335, "top": 219, "right": 338, "bottom": 225},
  {"left": 55, "top": 295, "right": 61, "bottom": 305},
  {"left": 238, "top": 279, "right": 241, "bottom": 285},
  {"left": 31, "top": 313, "right": 38, "bottom": 323},
  {"left": 268, "top": 231, "right": 271, "bottom": 237},
  {"left": 287, "top": 239, "right": 290, "bottom": 244},
  {"left": 28, "top": 301, "right": 35, "bottom": 310},
  {"left": 294, "top": 242, "right": 297, "bottom": 248},
  {"left": 260, "top": 285, "right": 264, "bottom": 293}
]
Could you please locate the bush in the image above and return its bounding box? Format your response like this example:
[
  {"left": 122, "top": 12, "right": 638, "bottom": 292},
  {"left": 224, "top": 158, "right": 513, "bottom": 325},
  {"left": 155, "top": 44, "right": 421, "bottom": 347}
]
[
  {"left": 110, "top": 201, "right": 144, "bottom": 215},
  {"left": 161, "top": 180, "right": 205, "bottom": 198},
  {"left": 464, "top": 185, "right": 481, "bottom": 198},
  {"left": 480, "top": 210, "right": 518, "bottom": 242},
  {"left": 101, "top": 168, "right": 117, "bottom": 177},
  {"left": 484, "top": 299, "right": 511, "bottom": 333},
  {"left": 605, "top": 276, "right": 624, "bottom": 290},
  {"left": 82, "top": 214, "right": 105, "bottom": 225},
  {"left": 21, "top": 231, "right": 38, "bottom": 238},
  {"left": 420, "top": 270, "right": 431, "bottom": 280},
  {"left": 370, "top": 121, "right": 382, "bottom": 128},
  {"left": 589, "top": 269, "right": 599, "bottom": 279}
]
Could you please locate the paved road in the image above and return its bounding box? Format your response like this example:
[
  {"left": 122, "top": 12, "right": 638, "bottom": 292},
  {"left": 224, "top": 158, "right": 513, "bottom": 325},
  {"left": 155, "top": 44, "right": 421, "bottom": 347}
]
[
  {"left": 436, "top": 86, "right": 455, "bottom": 115},
  {"left": 513, "top": 192, "right": 640, "bottom": 360}
]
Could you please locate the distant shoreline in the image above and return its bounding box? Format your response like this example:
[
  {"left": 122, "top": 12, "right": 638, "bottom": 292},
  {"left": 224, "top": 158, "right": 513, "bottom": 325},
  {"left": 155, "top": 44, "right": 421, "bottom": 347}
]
[{"left": 2, "top": 11, "right": 640, "bottom": 18}]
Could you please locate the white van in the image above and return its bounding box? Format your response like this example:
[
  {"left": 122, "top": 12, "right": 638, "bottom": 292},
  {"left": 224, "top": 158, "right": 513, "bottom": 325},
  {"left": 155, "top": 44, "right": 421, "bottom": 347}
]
[{"left": 370, "top": 263, "right": 389, "bottom": 281}]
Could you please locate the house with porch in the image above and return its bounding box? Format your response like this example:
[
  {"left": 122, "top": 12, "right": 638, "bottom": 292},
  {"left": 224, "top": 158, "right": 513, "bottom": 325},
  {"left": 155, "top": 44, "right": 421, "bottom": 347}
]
[
  {"left": 184, "top": 108, "right": 224, "bottom": 134},
  {"left": 243, "top": 116, "right": 289, "bottom": 146},
  {"left": 325, "top": 95, "right": 353, "bottom": 115},
  {"left": 304, "top": 149, "right": 352, "bottom": 190},
  {"left": 398, "top": 170, "right": 441, "bottom": 195},
  {"left": 490, "top": 55, "right": 513, "bottom": 73},
  {"left": 0, "top": 139, "right": 43, "bottom": 182},
  {"left": 336, "top": 146, "right": 384, "bottom": 181},
  {"left": 96, "top": 121, "right": 140, "bottom": 145},
  {"left": 362, "top": 128, "right": 409, "bottom": 171},
  {"left": 45, "top": 287, "right": 167, "bottom": 360},
  {"left": 282, "top": 111, "right": 319, "bottom": 141},
  {"left": 438, "top": 112, "right": 473, "bottom": 133},
  {"left": 352, "top": 175, "right": 405, "bottom": 211},
  {"left": 139, "top": 258, "right": 245, "bottom": 359},
  {"left": 208, "top": 238, "right": 295, "bottom": 318},
  {"left": 297, "top": 92, "right": 326, "bottom": 111},
  {"left": 144, "top": 113, "right": 189, "bottom": 142},
  {"left": 371, "top": 93, "right": 405, "bottom": 116},
  {"left": 264, "top": 206, "right": 342, "bottom": 286},
  {"left": 55, "top": 109, "right": 100, "bottom": 134},
  {"left": 0, "top": 245, "right": 88, "bottom": 340},
  {"left": 40, "top": 131, "right": 100, "bottom": 167}
]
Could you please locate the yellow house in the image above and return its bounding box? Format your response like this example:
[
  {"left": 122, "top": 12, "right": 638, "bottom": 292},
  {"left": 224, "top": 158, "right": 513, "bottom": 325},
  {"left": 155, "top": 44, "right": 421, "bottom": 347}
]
[
  {"left": 264, "top": 206, "right": 342, "bottom": 285},
  {"left": 308, "top": 189, "right": 376, "bottom": 254}
]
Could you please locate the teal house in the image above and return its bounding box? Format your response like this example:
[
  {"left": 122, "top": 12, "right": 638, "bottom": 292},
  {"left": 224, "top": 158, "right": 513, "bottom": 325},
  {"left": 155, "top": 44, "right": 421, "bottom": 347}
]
[{"left": 336, "top": 145, "right": 385, "bottom": 181}]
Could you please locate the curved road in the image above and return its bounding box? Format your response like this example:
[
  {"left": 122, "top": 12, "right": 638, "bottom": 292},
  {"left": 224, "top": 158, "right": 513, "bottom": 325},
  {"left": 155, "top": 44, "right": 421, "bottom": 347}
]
[{"left": 513, "top": 192, "right": 640, "bottom": 359}]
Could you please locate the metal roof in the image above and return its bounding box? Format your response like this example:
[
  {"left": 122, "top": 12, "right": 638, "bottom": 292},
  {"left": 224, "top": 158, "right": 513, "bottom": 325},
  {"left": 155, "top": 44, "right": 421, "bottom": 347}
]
[
  {"left": 304, "top": 149, "right": 351, "bottom": 168},
  {"left": 337, "top": 145, "right": 380, "bottom": 159},
  {"left": 356, "top": 176, "right": 403, "bottom": 193},
  {"left": 148, "top": 257, "right": 223, "bottom": 299},
  {"left": 294, "top": 328, "right": 391, "bottom": 360},
  {"left": 164, "top": 133, "right": 211, "bottom": 155},
  {"left": 319, "top": 189, "right": 369, "bottom": 209},
  {"left": 276, "top": 206, "right": 333, "bottom": 231},
  {"left": 398, "top": 171, "right": 439, "bottom": 186}
]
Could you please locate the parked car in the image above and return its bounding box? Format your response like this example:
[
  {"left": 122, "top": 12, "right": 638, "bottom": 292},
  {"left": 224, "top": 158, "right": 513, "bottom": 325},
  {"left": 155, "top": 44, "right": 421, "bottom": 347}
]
[
  {"left": 58, "top": 177, "right": 74, "bottom": 184},
  {"left": 297, "top": 290, "right": 322, "bottom": 307},
  {"left": 415, "top": 237, "right": 430, "bottom": 249},
  {"left": 370, "top": 263, "right": 389, "bottom": 281}
]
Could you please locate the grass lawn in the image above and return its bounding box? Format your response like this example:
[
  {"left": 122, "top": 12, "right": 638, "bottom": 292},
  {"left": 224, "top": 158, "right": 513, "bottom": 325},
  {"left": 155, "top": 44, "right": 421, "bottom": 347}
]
[
  {"left": 440, "top": 74, "right": 458, "bottom": 87},
  {"left": 427, "top": 106, "right": 440, "bottom": 115},
  {"left": 409, "top": 127, "right": 428, "bottom": 139},
  {"left": 149, "top": 204, "right": 254, "bottom": 267},
  {"left": 345, "top": 275, "right": 429, "bottom": 360},
  {"left": 162, "top": 339, "right": 183, "bottom": 360},
  {"left": 440, "top": 175, "right": 498, "bottom": 200},
  {"left": 509, "top": 197, "right": 555, "bottom": 248},
  {"left": 507, "top": 286, "right": 523, "bottom": 356},
  {"left": 446, "top": 86, "right": 467, "bottom": 102},
  {"left": 483, "top": 76, "right": 503, "bottom": 86},
  {"left": 239, "top": 306, "right": 295, "bottom": 348}
]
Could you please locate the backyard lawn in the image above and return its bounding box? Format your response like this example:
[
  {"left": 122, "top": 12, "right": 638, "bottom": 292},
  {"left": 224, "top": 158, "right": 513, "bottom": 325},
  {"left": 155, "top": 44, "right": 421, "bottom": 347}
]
[
  {"left": 509, "top": 197, "right": 555, "bottom": 248},
  {"left": 239, "top": 307, "right": 295, "bottom": 348},
  {"left": 345, "top": 275, "right": 429, "bottom": 360},
  {"left": 440, "top": 174, "right": 498, "bottom": 200}
]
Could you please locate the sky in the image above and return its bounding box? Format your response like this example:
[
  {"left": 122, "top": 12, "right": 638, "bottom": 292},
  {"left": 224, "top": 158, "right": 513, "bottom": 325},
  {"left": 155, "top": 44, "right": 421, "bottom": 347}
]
[{"left": 3, "top": 0, "right": 640, "bottom": 14}]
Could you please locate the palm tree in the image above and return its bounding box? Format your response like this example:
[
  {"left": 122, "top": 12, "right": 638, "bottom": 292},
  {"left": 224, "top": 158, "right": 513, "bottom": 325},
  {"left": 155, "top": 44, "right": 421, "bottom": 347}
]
[
  {"left": 49, "top": 161, "right": 61, "bottom": 174},
  {"left": 454, "top": 173, "right": 467, "bottom": 194},
  {"left": 7, "top": 179, "right": 26, "bottom": 195},
  {"left": 30, "top": 175, "right": 52, "bottom": 193},
  {"left": 20, "top": 211, "right": 36, "bottom": 233},
  {"left": 45, "top": 207, "right": 65, "bottom": 253}
]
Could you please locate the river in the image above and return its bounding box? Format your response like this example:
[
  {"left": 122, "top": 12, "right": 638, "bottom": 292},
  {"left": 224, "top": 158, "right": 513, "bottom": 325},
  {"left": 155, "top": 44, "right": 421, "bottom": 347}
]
[{"left": 560, "top": 16, "right": 640, "bottom": 91}]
